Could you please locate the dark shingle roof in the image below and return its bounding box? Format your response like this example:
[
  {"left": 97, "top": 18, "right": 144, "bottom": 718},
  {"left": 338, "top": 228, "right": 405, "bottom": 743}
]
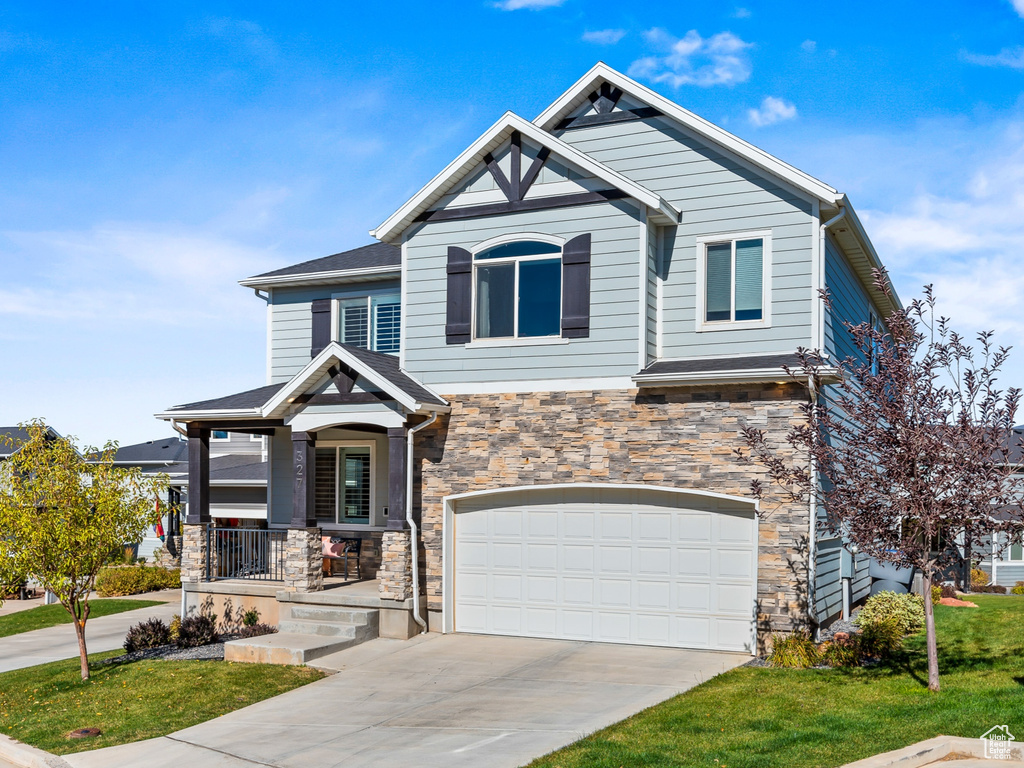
[
  {"left": 249, "top": 243, "right": 400, "bottom": 280},
  {"left": 340, "top": 344, "right": 447, "bottom": 407},
  {"left": 112, "top": 436, "right": 188, "bottom": 464},
  {"left": 0, "top": 425, "right": 61, "bottom": 457},
  {"left": 637, "top": 353, "right": 805, "bottom": 377},
  {"left": 210, "top": 460, "right": 266, "bottom": 482},
  {"left": 168, "top": 383, "right": 286, "bottom": 412}
]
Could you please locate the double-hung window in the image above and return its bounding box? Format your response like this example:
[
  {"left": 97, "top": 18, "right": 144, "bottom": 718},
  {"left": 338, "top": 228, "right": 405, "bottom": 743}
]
[
  {"left": 473, "top": 240, "right": 562, "bottom": 339},
  {"left": 697, "top": 232, "right": 771, "bottom": 330},
  {"left": 337, "top": 294, "right": 401, "bottom": 354}
]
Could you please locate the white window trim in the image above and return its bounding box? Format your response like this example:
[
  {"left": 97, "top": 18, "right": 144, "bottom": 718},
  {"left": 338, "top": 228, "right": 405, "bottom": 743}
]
[
  {"left": 470, "top": 236, "right": 565, "bottom": 343},
  {"left": 331, "top": 294, "right": 401, "bottom": 354},
  {"left": 316, "top": 440, "right": 377, "bottom": 527},
  {"left": 211, "top": 430, "right": 231, "bottom": 442},
  {"left": 695, "top": 229, "right": 772, "bottom": 333}
]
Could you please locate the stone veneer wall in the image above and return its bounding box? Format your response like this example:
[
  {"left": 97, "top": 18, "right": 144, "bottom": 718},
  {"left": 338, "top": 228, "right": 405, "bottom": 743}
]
[
  {"left": 284, "top": 528, "right": 323, "bottom": 592},
  {"left": 417, "top": 385, "right": 812, "bottom": 635},
  {"left": 378, "top": 530, "right": 413, "bottom": 601},
  {"left": 180, "top": 524, "right": 209, "bottom": 583}
]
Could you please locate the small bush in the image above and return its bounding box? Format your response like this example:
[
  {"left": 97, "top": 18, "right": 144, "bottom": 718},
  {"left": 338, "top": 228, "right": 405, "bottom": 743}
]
[
  {"left": 819, "top": 637, "right": 861, "bottom": 667},
  {"left": 239, "top": 623, "right": 277, "bottom": 639},
  {"left": 124, "top": 618, "right": 171, "bottom": 652},
  {"left": 973, "top": 584, "right": 1008, "bottom": 594},
  {"left": 971, "top": 567, "right": 990, "bottom": 588},
  {"left": 768, "top": 632, "right": 819, "bottom": 668},
  {"left": 241, "top": 608, "right": 261, "bottom": 628},
  {"left": 941, "top": 584, "right": 958, "bottom": 599},
  {"left": 931, "top": 585, "right": 942, "bottom": 605},
  {"left": 169, "top": 614, "right": 181, "bottom": 642},
  {"left": 859, "top": 617, "right": 905, "bottom": 659},
  {"left": 1011, "top": 581, "right": 1024, "bottom": 596},
  {"left": 95, "top": 566, "right": 181, "bottom": 597},
  {"left": 854, "top": 591, "right": 924, "bottom": 634},
  {"left": 176, "top": 614, "right": 218, "bottom": 648}
]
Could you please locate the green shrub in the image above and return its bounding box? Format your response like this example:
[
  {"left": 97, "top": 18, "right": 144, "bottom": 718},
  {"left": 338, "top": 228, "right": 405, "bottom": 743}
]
[
  {"left": 124, "top": 618, "right": 171, "bottom": 652},
  {"left": 972, "top": 584, "right": 1008, "bottom": 594},
  {"left": 767, "top": 632, "right": 819, "bottom": 668},
  {"left": 1011, "top": 581, "right": 1024, "bottom": 596},
  {"left": 169, "top": 614, "right": 181, "bottom": 642},
  {"left": 176, "top": 615, "right": 218, "bottom": 648},
  {"left": 859, "top": 617, "right": 905, "bottom": 658},
  {"left": 971, "top": 567, "right": 990, "bottom": 588},
  {"left": 95, "top": 566, "right": 181, "bottom": 597},
  {"left": 241, "top": 608, "right": 261, "bottom": 628},
  {"left": 854, "top": 591, "right": 924, "bottom": 634},
  {"left": 931, "top": 585, "right": 942, "bottom": 605},
  {"left": 239, "top": 623, "right": 277, "bottom": 639},
  {"left": 820, "top": 637, "right": 861, "bottom": 667}
]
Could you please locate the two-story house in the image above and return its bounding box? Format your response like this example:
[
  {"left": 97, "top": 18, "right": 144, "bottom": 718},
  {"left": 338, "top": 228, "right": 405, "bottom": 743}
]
[{"left": 159, "top": 63, "right": 894, "bottom": 659}]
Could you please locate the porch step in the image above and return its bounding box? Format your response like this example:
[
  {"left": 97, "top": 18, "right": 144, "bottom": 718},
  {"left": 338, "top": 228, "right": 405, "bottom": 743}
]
[
  {"left": 224, "top": 633, "right": 359, "bottom": 665},
  {"left": 287, "top": 605, "right": 379, "bottom": 626}
]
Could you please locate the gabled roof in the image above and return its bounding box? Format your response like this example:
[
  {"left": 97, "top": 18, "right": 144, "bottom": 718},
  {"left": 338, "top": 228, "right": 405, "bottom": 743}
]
[
  {"left": 158, "top": 345, "right": 448, "bottom": 422},
  {"left": 0, "top": 425, "right": 63, "bottom": 458},
  {"left": 239, "top": 243, "right": 401, "bottom": 289},
  {"left": 111, "top": 436, "right": 188, "bottom": 465},
  {"left": 534, "top": 62, "right": 842, "bottom": 207},
  {"left": 371, "top": 111, "right": 680, "bottom": 244},
  {"left": 262, "top": 343, "right": 449, "bottom": 417}
]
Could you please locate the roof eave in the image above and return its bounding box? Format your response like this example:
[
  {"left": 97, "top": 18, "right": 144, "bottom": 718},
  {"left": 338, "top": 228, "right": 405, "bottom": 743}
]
[
  {"left": 155, "top": 408, "right": 262, "bottom": 422},
  {"left": 239, "top": 265, "right": 401, "bottom": 289},
  {"left": 632, "top": 366, "right": 840, "bottom": 387}
]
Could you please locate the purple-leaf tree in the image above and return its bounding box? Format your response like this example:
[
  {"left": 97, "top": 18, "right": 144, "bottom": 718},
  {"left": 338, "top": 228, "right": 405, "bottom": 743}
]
[{"left": 741, "top": 272, "right": 1024, "bottom": 691}]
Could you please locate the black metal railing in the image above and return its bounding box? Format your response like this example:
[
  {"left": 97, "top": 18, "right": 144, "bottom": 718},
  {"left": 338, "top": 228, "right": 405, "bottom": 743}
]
[{"left": 206, "top": 528, "right": 286, "bottom": 581}]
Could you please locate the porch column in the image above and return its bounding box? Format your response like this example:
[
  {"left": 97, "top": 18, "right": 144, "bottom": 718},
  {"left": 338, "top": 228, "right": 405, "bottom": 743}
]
[
  {"left": 185, "top": 425, "right": 210, "bottom": 524},
  {"left": 387, "top": 427, "right": 408, "bottom": 530},
  {"left": 290, "top": 431, "right": 317, "bottom": 528},
  {"left": 286, "top": 430, "right": 322, "bottom": 593}
]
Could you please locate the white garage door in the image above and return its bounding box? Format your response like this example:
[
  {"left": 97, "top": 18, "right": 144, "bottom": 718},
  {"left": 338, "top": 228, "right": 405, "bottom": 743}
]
[{"left": 452, "top": 487, "right": 757, "bottom": 652}]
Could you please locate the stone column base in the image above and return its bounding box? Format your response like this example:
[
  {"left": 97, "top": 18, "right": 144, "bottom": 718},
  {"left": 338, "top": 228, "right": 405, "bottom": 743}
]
[
  {"left": 284, "top": 528, "right": 323, "bottom": 593},
  {"left": 180, "top": 525, "right": 208, "bottom": 583},
  {"left": 378, "top": 530, "right": 413, "bottom": 601}
]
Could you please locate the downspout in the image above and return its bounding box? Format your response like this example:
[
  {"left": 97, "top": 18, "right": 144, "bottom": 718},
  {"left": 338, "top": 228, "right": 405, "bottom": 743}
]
[
  {"left": 170, "top": 420, "right": 188, "bottom": 438},
  {"left": 807, "top": 374, "right": 819, "bottom": 636},
  {"left": 407, "top": 411, "right": 438, "bottom": 634}
]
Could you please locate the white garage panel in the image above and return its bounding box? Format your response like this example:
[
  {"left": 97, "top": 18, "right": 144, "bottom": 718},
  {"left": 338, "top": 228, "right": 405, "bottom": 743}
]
[{"left": 452, "top": 487, "right": 757, "bottom": 653}]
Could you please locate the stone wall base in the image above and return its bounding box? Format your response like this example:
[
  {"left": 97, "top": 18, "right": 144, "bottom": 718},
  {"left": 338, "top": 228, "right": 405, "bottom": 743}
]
[
  {"left": 180, "top": 525, "right": 208, "bottom": 583},
  {"left": 378, "top": 530, "right": 413, "bottom": 601},
  {"left": 284, "top": 528, "right": 323, "bottom": 593}
]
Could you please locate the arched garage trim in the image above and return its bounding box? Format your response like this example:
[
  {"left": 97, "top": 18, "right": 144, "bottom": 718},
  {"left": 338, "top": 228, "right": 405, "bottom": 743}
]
[{"left": 441, "top": 483, "right": 759, "bottom": 650}]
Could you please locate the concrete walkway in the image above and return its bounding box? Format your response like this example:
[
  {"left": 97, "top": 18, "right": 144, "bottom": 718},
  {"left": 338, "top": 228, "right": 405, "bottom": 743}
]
[
  {"left": 64, "top": 633, "right": 749, "bottom": 768},
  {"left": 0, "top": 592, "right": 180, "bottom": 673}
]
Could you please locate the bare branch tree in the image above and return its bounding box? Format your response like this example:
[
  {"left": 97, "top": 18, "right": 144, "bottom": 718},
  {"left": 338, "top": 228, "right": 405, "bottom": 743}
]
[{"left": 740, "top": 272, "right": 1024, "bottom": 691}]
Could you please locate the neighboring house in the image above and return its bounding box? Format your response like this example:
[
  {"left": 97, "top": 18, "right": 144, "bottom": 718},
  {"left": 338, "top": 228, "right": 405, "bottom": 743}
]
[
  {"left": 111, "top": 433, "right": 269, "bottom": 560},
  {"left": 0, "top": 425, "right": 62, "bottom": 459},
  {"left": 975, "top": 426, "right": 1024, "bottom": 587},
  {"left": 159, "top": 63, "right": 896, "bottom": 652}
]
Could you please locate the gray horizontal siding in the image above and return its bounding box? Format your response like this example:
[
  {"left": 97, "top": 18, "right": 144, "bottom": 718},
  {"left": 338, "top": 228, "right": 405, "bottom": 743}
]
[
  {"left": 557, "top": 117, "right": 816, "bottom": 360},
  {"left": 824, "top": 233, "right": 876, "bottom": 362},
  {"left": 269, "top": 279, "right": 400, "bottom": 384},
  {"left": 815, "top": 539, "right": 843, "bottom": 624},
  {"left": 994, "top": 564, "right": 1024, "bottom": 586},
  {"left": 404, "top": 200, "right": 644, "bottom": 385}
]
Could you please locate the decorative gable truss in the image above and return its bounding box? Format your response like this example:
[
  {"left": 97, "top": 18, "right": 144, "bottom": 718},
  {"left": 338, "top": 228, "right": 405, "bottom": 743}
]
[
  {"left": 554, "top": 82, "right": 664, "bottom": 131},
  {"left": 371, "top": 111, "right": 679, "bottom": 243}
]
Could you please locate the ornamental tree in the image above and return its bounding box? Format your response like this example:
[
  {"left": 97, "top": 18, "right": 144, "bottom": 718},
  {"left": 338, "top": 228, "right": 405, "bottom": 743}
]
[
  {"left": 0, "top": 421, "right": 166, "bottom": 679},
  {"left": 741, "top": 274, "right": 1024, "bottom": 691}
]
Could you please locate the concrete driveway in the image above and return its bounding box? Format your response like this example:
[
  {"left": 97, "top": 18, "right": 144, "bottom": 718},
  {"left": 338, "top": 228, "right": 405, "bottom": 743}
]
[{"left": 65, "top": 633, "right": 749, "bottom": 768}]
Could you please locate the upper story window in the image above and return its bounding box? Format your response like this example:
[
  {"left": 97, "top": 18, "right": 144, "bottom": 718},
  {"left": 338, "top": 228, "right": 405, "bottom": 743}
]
[
  {"left": 696, "top": 231, "right": 771, "bottom": 331},
  {"left": 337, "top": 294, "right": 401, "bottom": 354},
  {"left": 474, "top": 240, "right": 562, "bottom": 339},
  {"left": 211, "top": 430, "right": 230, "bottom": 441}
]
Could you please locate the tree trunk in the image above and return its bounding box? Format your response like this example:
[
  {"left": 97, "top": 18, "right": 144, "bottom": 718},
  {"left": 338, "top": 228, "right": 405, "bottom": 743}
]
[
  {"left": 921, "top": 570, "right": 940, "bottom": 691},
  {"left": 70, "top": 603, "right": 90, "bottom": 681}
]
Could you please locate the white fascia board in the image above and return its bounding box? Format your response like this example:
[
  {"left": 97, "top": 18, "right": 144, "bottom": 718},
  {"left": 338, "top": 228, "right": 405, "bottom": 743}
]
[
  {"left": 370, "top": 111, "right": 679, "bottom": 243},
  {"left": 239, "top": 265, "right": 400, "bottom": 289},
  {"left": 534, "top": 63, "right": 842, "bottom": 207},
  {"left": 632, "top": 367, "right": 840, "bottom": 387},
  {"left": 837, "top": 198, "right": 903, "bottom": 312},
  {"left": 154, "top": 408, "right": 261, "bottom": 421}
]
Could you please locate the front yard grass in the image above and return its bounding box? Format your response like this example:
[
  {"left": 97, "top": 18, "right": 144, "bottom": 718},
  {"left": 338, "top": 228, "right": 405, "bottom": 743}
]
[
  {"left": 0, "top": 599, "right": 163, "bottom": 639},
  {"left": 0, "top": 651, "right": 324, "bottom": 754},
  {"left": 529, "top": 595, "right": 1024, "bottom": 768}
]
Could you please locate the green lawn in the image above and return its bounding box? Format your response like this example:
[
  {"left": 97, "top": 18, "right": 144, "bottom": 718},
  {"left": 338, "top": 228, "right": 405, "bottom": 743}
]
[
  {"left": 529, "top": 595, "right": 1024, "bottom": 768},
  {"left": 0, "top": 599, "right": 162, "bottom": 639},
  {"left": 0, "top": 651, "right": 324, "bottom": 754}
]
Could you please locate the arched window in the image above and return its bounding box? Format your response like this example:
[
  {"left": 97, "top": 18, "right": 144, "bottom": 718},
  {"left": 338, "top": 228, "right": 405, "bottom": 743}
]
[{"left": 473, "top": 240, "right": 562, "bottom": 339}]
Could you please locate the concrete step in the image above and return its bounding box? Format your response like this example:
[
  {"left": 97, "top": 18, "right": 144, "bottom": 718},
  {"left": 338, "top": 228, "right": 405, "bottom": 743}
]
[
  {"left": 287, "top": 604, "right": 379, "bottom": 626},
  {"left": 278, "top": 590, "right": 384, "bottom": 609},
  {"left": 224, "top": 633, "right": 360, "bottom": 665},
  {"left": 278, "top": 618, "right": 360, "bottom": 638}
]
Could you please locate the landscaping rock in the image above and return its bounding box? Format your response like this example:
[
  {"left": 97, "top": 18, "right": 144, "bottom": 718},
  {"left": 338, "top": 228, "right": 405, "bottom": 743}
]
[{"left": 103, "top": 634, "right": 241, "bottom": 664}]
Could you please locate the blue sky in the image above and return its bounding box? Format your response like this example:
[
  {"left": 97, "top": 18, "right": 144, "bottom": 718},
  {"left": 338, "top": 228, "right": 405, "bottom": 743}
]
[{"left": 3, "top": 0, "right": 1024, "bottom": 447}]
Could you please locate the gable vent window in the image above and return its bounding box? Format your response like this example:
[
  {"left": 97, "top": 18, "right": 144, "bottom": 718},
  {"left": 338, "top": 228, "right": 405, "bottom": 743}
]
[
  {"left": 474, "top": 240, "right": 562, "bottom": 339},
  {"left": 337, "top": 295, "right": 401, "bottom": 354},
  {"left": 697, "top": 232, "right": 771, "bottom": 331}
]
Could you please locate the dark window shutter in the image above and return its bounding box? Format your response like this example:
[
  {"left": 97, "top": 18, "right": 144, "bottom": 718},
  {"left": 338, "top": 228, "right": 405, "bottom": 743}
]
[
  {"left": 310, "top": 298, "right": 332, "bottom": 357},
  {"left": 446, "top": 246, "right": 473, "bottom": 344},
  {"left": 561, "top": 233, "right": 591, "bottom": 338}
]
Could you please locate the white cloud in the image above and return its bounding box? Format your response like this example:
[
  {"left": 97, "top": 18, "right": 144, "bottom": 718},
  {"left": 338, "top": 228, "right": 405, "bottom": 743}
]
[
  {"left": 582, "top": 28, "right": 626, "bottom": 45},
  {"left": 801, "top": 39, "right": 817, "bottom": 53},
  {"left": 732, "top": 7, "right": 752, "bottom": 18},
  {"left": 747, "top": 96, "right": 797, "bottom": 127},
  {"left": 1012, "top": 0, "right": 1024, "bottom": 18},
  {"left": 628, "top": 28, "right": 754, "bottom": 88},
  {"left": 493, "top": 0, "right": 564, "bottom": 9},
  {"left": 962, "top": 46, "right": 1024, "bottom": 69}
]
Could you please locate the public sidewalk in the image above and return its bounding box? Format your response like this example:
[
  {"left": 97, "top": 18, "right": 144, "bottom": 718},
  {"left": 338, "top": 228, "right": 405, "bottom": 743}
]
[{"left": 0, "top": 590, "right": 180, "bottom": 673}]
